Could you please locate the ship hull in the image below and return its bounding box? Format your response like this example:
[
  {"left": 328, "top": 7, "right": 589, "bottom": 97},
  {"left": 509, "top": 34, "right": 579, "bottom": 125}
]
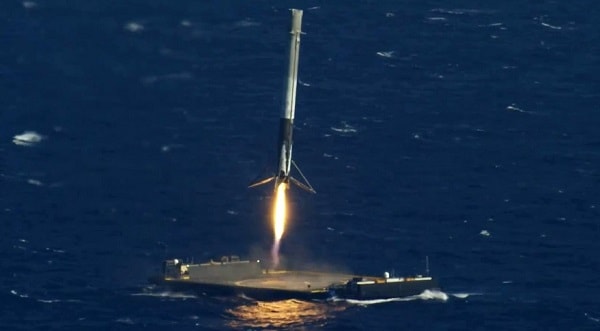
[
  {"left": 150, "top": 258, "right": 438, "bottom": 301},
  {"left": 150, "top": 276, "right": 330, "bottom": 301}
]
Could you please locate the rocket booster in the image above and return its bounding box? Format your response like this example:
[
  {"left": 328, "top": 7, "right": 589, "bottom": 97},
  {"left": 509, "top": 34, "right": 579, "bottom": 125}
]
[{"left": 249, "top": 9, "right": 315, "bottom": 194}]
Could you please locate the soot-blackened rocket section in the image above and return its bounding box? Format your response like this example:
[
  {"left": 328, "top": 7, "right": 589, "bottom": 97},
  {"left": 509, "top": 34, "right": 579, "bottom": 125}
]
[{"left": 250, "top": 9, "right": 315, "bottom": 193}]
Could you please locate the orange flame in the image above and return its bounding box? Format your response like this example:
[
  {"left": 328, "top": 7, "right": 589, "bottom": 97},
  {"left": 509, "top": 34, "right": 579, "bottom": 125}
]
[
  {"left": 273, "top": 182, "right": 288, "bottom": 241},
  {"left": 272, "top": 182, "right": 288, "bottom": 267}
]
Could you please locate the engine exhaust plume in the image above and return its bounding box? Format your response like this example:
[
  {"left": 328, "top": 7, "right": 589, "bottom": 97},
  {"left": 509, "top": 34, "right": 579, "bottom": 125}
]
[{"left": 271, "top": 182, "right": 288, "bottom": 268}]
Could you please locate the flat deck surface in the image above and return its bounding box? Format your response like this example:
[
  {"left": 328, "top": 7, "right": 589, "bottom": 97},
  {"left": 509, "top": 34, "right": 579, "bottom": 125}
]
[{"left": 233, "top": 271, "right": 358, "bottom": 292}]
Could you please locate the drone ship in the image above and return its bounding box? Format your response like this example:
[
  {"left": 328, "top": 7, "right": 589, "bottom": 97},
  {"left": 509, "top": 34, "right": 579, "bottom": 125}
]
[{"left": 150, "top": 256, "right": 438, "bottom": 301}]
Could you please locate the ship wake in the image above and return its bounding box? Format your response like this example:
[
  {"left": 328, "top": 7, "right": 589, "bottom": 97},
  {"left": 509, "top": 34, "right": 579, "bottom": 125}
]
[{"left": 336, "top": 289, "right": 451, "bottom": 305}]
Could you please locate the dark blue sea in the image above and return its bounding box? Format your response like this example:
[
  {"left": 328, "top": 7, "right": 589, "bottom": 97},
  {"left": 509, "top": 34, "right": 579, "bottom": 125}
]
[{"left": 2, "top": 1, "right": 599, "bottom": 330}]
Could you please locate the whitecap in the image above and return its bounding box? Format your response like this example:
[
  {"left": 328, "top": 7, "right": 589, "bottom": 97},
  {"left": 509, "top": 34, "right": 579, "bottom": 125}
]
[
  {"left": 506, "top": 103, "right": 538, "bottom": 115},
  {"left": 345, "top": 297, "right": 412, "bottom": 306},
  {"left": 506, "top": 104, "right": 528, "bottom": 113},
  {"left": 585, "top": 313, "right": 600, "bottom": 323},
  {"left": 237, "top": 293, "right": 255, "bottom": 301},
  {"left": 234, "top": 19, "right": 260, "bottom": 28},
  {"left": 419, "top": 289, "right": 449, "bottom": 301},
  {"left": 22, "top": 1, "right": 37, "bottom": 9},
  {"left": 27, "top": 179, "right": 43, "bottom": 186},
  {"left": 299, "top": 80, "right": 311, "bottom": 87},
  {"left": 160, "top": 144, "right": 184, "bottom": 152},
  {"left": 541, "top": 22, "right": 562, "bottom": 30},
  {"left": 451, "top": 293, "right": 470, "bottom": 299},
  {"left": 124, "top": 22, "right": 144, "bottom": 33},
  {"left": 376, "top": 51, "right": 395, "bottom": 58},
  {"left": 13, "top": 131, "right": 44, "bottom": 146},
  {"left": 344, "top": 289, "right": 449, "bottom": 306},
  {"left": 131, "top": 291, "right": 197, "bottom": 299},
  {"left": 431, "top": 8, "right": 493, "bottom": 15},
  {"left": 331, "top": 122, "right": 357, "bottom": 134},
  {"left": 116, "top": 317, "right": 136, "bottom": 325},
  {"left": 480, "top": 229, "right": 490, "bottom": 237},
  {"left": 10, "top": 290, "right": 28, "bottom": 298}
]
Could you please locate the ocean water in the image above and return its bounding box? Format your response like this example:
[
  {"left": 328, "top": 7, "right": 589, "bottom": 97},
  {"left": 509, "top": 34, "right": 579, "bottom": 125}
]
[{"left": 2, "top": 1, "right": 599, "bottom": 330}]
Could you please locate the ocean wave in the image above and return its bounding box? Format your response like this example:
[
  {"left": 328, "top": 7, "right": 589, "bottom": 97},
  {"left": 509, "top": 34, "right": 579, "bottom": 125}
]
[
  {"left": 131, "top": 291, "right": 198, "bottom": 300},
  {"left": 341, "top": 289, "right": 450, "bottom": 306},
  {"left": 13, "top": 131, "right": 44, "bottom": 146}
]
